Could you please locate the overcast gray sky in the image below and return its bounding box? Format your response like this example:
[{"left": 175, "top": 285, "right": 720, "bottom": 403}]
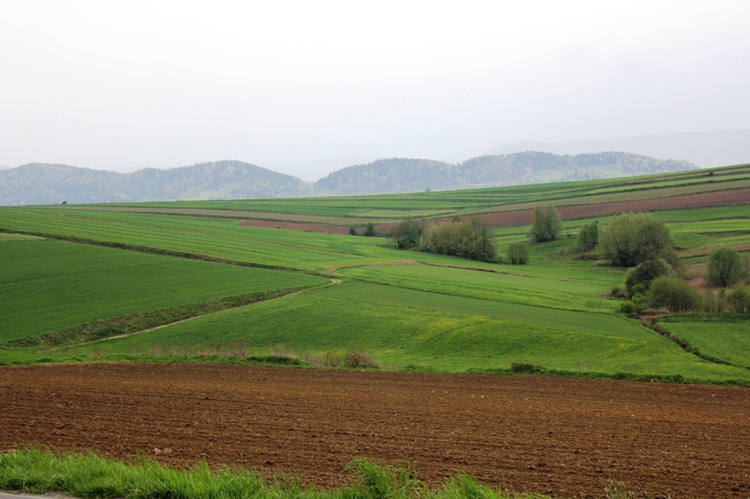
[{"left": 2, "top": 0, "right": 749, "bottom": 178}]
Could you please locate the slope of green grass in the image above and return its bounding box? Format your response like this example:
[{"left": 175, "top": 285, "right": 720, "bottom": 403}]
[
  {"left": 336, "top": 264, "right": 616, "bottom": 312},
  {"left": 64, "top": 281, "right": 750, "bottom": 383},
  {"left": 657, "top": 318, "right": 750, "bottom": 369},
  {"left": 0, "top": 237, "right": 326, "bottom": 343}
]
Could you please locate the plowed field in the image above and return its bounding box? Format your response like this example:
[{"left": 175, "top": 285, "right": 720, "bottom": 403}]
[{"left": 2, "top": 364, "right": 749, "bottom": 498}]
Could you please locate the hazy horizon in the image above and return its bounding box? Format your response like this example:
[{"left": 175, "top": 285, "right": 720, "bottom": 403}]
[{"left": 2, "top": 1, "right": 749, "bottom": 178}]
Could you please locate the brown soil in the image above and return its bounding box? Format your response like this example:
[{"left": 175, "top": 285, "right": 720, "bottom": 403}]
[{"left": 2, "top": 364, "right": 749, "bottom": 497}]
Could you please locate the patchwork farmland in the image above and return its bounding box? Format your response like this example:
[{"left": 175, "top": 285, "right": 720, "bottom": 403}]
[{"left": 1, "top": 163, "right": 749, "bottom": 497}]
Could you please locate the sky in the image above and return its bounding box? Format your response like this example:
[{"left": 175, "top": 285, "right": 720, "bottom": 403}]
[{"left": 1, "top": 0, "right": 749, "bottom": 179}]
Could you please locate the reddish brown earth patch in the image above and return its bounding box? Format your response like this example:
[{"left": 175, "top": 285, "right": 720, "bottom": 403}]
[{"left": 2, "top": 364, "right": 749, "bottom": 497}]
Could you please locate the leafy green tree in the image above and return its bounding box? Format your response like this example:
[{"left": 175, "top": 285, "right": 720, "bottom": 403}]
[
  {"left": 391, "top": 218, "right": 422, "bottom": 250},
  {"left": 527, "top": 204, "right": 562, "bottom": 243},
  {"left": 349, "top": 226, "right": 357, "bottom": 236},
  {"left": 649, "top": 276, "right": 700, "bottom": 312},
  {"left": 507, "top": 243, "right": 530, "bottom": 265},
  {"left": 625, "top": 258, "right": 674, "bottom": 295},
  {"left": 637, "top": 219, "right": 677, "bottom": 265},
  {"left": 364, "top": 222, "right": 376, "bottom": 237},
  {"left": 468, "top": 217, "right": 497, "bottom": 263},
  {"left": 574, "top": 221, "right": 599, "bottom": 253},
  {"left": 707, "top": 247, "right": 745, "bottom": 287},
  {"left": 600, "top": 212, "right": 675, "bottom": 267}
]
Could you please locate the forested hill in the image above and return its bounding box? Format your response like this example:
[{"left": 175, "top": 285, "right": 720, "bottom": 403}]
[
  {"left": 0, "top": 161, "right": 310, "bottom": 205},
  {"left": 314, "top": 152, "right": 697, "bottom": 195},
  {"left": 0, "top": 152, "right": 697, "bottom": 205}
]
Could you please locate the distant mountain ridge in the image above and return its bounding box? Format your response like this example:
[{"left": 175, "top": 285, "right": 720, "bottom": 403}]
[
  {"left": 315, "top": 152, "right": 697, "bottom": 195},
  {"left": 0, "top": 161, "right": 310, "bottom": 206},
  {"left": 0, "top": 152, "right": 697, "bottom": 206}
]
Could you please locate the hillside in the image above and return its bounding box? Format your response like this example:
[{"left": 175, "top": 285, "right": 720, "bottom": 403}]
[
  {"left": 0, "top": 152, "right": 696, "bottom": 205},
  {"left": 315, "top": 152, "right": 697, "bottom": 194},
  {"left": 0, "top": 161, "right": 311, "bottom": 206}
]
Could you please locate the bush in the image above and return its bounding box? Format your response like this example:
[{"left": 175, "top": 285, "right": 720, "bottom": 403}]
[
  {"left": 729, "top": 286, "right": 750, "bottom": 314},
  {"left": 507, "top": 243, "right": 530, "bottom": 265},
  {"left": 364, "top": 222, "right": 376, "bottom": 237},
  {"left": 390, "top": 218, "right": 422, "bottom": 250},
  {"left": 573, "top": 221, "right": 599, "bottom": 253},
  {"left": 648, "top": 276, "right": 700, "bottom": 312},
  {"left": 707, "top": 246, "right": 745, "bottom": 288},
  {"left": 619, "top": 300, "right": 646, "bottom": 317},
  {"left": 625, "top": 258, "right": 674, "bottom": 294}
]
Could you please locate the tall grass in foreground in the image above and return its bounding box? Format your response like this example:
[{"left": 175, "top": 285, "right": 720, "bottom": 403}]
[{"left": 0, "top": 448, "right": 556, "bottom": 499}]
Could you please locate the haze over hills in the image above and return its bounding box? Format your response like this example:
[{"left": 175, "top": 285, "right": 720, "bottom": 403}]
[
  {"left": 486, "top": 129, "right": 750, "bottom": 168},
  {"left": 0, "top": 152, "right": 698, "bottom": 206},
  {"left": 264, "top": 155, "right": 378, "bottom": 182}
]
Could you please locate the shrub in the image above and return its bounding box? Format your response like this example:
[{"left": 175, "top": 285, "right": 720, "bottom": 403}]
[
  {"left": 625, "top": 258, "right": 674, "bottom": 294},
  {"left": 573, "top": 221, "right": 599, "bottom": 253},
  {"left": 510, "top": 362, "right": 544, "bottom": 374},
  {"left": 364, "top": 222, "right": 376, "bottom": 237},
  {"left": 619, "top": 300, "right": 646, "bottom": 317},
  {"left": 390, "top": 218, "right": 422, "bottom": 250},
  {"left": 729, "top": 286, "right": 750, "bottom": 314},
  {"left": 507, "top": 243, "right": 530, "bottom": 265},
  {"left": 707, "top": 247, "right": 745, "bottom": 288},
  {"left": 648, "top": 276, "right": 700, "bottom": 312},
  {"left": 344, "top": 350, "right": 380, "bottom": 369}
]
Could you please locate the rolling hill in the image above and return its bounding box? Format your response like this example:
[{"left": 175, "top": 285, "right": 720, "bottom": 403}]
[
  {"left": 0, "top": 152, "right": 697, "bottom": 205},
  {"left": 0, "top": 160, "right": 311, "bottom": 206},
  {"left": 315, "top": 152, "right": 696, "bottom": 194}
]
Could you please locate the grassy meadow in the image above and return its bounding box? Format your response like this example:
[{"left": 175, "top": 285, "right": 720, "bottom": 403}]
[{"left": 1, "top": 163, "right": 749, "bottom": 383}]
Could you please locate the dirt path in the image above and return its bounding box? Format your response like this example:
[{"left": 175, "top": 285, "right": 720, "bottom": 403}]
[{"left": 2, "top": 364, "right": 749, "bottom": 498}]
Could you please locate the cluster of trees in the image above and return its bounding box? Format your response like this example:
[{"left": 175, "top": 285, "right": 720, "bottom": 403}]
[
  {"left": 385, "top": 207, "right": 748, "bottom": 315},
  {"left": 596, "top": 213, "right": 750, "bottom": 315},
  {"left": 420, "top": 217, "right": 497, "bottom": 263},
  {"left": 527, "top": 205, "right": 562, "bottom": 243},
  {"left": 391, "top": 217, "right": 498, "bottom": 263}
]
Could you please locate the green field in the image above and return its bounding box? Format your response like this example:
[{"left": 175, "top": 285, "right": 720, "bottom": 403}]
[
  {"left": 1, "top": 164, "right": 749, "bottom": 383},
  {"left": 0, "top": 237, "right": 326, "bottom": 344},
  {"left": 657, "top": 317, "right": 750, "bottom": 369}
]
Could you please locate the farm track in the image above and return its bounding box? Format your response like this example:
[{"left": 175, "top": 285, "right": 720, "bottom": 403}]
[{"left": 2, "top": 364, "right": 749, "bottom": 498}]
